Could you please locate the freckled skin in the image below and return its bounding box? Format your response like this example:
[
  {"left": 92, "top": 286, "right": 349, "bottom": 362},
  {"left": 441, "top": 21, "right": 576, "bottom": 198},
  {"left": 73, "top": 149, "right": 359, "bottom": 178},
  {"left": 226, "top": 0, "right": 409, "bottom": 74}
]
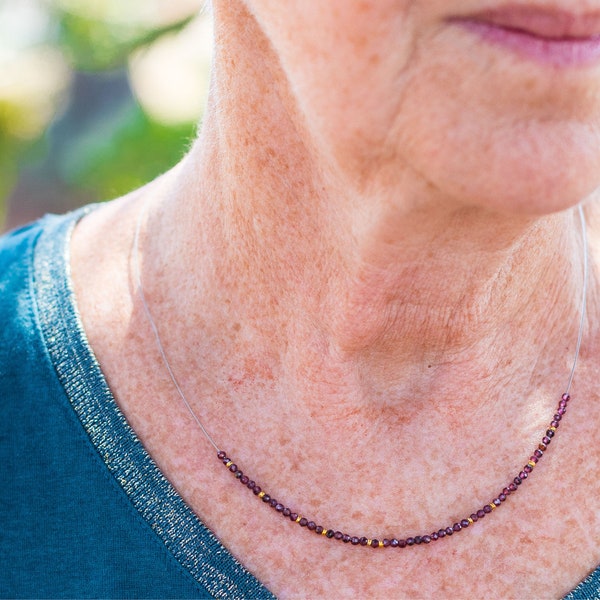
[
  {"left": 72, "top": 181, "right": 600, "bottom": 600},
  {"left": 69, "top": 0, "right": 600, "bottom": 597}
]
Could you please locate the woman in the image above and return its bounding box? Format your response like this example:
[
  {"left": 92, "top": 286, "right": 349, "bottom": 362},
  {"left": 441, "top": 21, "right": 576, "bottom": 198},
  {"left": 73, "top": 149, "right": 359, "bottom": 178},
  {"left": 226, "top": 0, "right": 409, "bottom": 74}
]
[{"left": 2, "top": 1, "right": 600, "bottom": 597}]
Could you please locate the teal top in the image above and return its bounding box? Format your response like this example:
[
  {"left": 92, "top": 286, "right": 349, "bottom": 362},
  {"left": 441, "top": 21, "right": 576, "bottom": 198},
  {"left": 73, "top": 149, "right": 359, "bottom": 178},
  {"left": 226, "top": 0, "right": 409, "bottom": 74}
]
[{"left": 0, "top": 207, "right": 598, "bottom": 599}]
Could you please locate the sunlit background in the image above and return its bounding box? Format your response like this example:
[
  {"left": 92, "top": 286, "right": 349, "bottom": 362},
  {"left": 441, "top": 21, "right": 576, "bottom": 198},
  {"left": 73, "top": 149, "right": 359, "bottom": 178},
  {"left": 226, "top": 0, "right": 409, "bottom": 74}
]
[{"left": 0, "top": 0, "right": 212, "bottom": 231}]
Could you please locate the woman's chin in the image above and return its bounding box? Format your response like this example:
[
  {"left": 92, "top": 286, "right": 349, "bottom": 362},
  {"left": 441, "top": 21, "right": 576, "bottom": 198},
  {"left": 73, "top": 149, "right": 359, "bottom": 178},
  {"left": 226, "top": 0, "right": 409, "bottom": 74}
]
[
  {"left": 472, "top": 185, "right": 599, "bottom": 217},
  {"left": 451, "top": 164, "right": 600, "bottom": 217},
  {"left": 401, "top": 122, "right": 600, "bottom": 217}
]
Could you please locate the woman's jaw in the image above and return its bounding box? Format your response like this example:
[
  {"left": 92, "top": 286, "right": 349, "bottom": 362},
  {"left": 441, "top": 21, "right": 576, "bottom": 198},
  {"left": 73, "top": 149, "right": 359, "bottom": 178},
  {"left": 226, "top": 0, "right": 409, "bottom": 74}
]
[
  {"left": 222, "top": 0, "right": 600, "bottom": 216},
  {"left": 190, "top": 2, "right": 597, "bottom": 267}
]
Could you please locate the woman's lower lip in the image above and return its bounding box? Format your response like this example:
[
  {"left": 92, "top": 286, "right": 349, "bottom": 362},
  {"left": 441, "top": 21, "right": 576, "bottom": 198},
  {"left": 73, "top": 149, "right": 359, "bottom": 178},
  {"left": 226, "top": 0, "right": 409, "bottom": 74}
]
[{"left": 455, "top": 19, "right": 600, "bottom": 67}]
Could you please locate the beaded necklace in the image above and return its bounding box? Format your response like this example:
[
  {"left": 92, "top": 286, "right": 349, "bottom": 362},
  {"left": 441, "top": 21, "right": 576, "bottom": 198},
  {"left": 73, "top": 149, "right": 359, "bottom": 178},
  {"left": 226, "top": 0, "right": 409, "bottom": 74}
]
[{"left": 133, "top": 205, "right": 588, "bottom": 549}]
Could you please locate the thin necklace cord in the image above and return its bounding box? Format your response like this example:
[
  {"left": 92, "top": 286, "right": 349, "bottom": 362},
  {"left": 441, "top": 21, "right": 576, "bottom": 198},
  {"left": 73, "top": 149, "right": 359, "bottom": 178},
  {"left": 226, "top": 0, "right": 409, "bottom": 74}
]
[
  {"left": 566, "top": 204, "right": 588, "bottom": 394},
  {"left": 133, "top": 211, "right": 220, "bottom": 453}
]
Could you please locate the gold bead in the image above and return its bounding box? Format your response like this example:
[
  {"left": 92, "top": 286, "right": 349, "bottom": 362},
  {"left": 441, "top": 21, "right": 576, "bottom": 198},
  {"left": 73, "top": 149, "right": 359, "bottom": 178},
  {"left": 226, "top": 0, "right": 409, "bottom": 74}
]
[
  {"left": 321, "top": 529, "right": 328, "bottom": 536},
  {"left": 467, "top": 518, "right": 474, "bottom": 525},
  {"left": 367, "top": 539, "right": 372, "bottom": 546},
  {"left": 549, "top": 426, "right": 557, "bottom": 432},
  {"left": 528, "top": 461, "right": 536, "bottom": 468},
  {"left": 225, "top": 461, "right": 233, "bottom": 468},
  {"left": 258, "top": 491, "right": 266, "bottom": 499},
  {"left": 295, "top": 515, "right": 302, "bottom": 523},
  {"left": 378, "top": 541, "right": 384, "bottom": 548},
  {"left": 490, "top": 503, "right": 497, "bottom": 510}
]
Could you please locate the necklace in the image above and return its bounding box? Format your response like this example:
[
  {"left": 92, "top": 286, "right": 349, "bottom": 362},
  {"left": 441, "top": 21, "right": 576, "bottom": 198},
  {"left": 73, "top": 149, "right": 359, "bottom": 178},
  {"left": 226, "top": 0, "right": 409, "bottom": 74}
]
[{"left": 133, "top": 205, "right": 589, "bottom": 549}]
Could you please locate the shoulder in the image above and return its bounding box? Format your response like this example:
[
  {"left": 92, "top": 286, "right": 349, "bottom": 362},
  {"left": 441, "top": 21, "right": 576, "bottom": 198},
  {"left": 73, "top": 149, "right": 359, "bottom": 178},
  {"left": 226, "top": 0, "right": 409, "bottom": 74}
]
[
  {"left": 0, "top": 208, "right": 100, "bottom": 407},
  {"left": 0, "top": 208, "right": 94, "bottom": 297},
  {"left": 0, "top": 210, "right": 88, "bottom": 342},
  {"left": 0, "top": 215, "right": 61, "bottom": 365},
  {"left": 0, "top": 217, "right": 49, "bottom": 291}
]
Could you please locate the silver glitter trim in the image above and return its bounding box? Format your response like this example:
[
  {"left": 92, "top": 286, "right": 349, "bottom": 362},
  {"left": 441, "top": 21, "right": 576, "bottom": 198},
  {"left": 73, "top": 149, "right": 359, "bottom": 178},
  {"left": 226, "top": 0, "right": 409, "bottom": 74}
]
[{"left": 33, "top": 206, "right": 274, "bottom": 600}]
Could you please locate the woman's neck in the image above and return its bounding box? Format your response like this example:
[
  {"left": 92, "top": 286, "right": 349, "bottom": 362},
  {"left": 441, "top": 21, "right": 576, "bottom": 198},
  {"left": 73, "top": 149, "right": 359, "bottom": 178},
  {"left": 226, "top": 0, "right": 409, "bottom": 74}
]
[
  {"left": 147, "top": 137, "right": 586, "bottom": 429},
  {"left": 143, "top": 0, "right": 590, "bottom": 420}
]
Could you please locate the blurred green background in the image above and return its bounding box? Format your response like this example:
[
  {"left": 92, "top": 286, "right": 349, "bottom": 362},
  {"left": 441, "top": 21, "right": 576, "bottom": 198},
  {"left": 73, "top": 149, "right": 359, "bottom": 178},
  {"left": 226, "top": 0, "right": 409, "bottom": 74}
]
[{"left": 0, "top": 0, "right": 212, "bottom": 231}]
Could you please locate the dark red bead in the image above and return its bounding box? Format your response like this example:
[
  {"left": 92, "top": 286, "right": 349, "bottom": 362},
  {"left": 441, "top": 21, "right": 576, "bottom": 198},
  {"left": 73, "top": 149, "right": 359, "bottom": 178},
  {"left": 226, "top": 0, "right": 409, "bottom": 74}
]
[
  {"left": 529, "top": 457, "right": 538, "bottom": 465},
  {"left": 360, "top": 537, "right": 368, "bottom": 546},
  {"left": 398, "top": 539, "right": 407, "bottom": 548},
  {"left": 514, "top": 476, "right": 522, "bottom": 485},
  {"left": 453, "top": 523, "right": 462, "bottom": 532},
  {"left": 493, "top": 499, "right": 501, "bottom": 507},
  {"left": 235, "top": 471, "right": 243, "bottom": 479},
  {"left": 247, "top": 480, "right": 255, "bottom": 489},
  {"left": 283, "top": 508, "right": 291, "bottom": 517},
  {"left": 499, "top": 494, "right": 507, "bottom": 502},
  {"left": 342, "top": 534, "right": 351, "bottom": 543},
  {"left": 562, "top": 393, "right": 570, "bottom": 402},
  {"left": 351, "top": 537, "right": 360, "bottom": 545},
  {"left": 326, "top": 530, "right": 335, "bottom": 539},
  {"left": 222, "top": 457, "right": 230, "bottom": 464},
  {"left": 275, "top": 503, "right": 284, "bottom": 512},
  {"left": 217, "top": 451, "right": 226, "bottom": 460},
  {"left": 461, "top": 519, "right": 470, "bottom": 528},
  {"left": 262, "top": 494, "right": 271, "bottom": 503},
  {"left": 228, "top": 464, "right": 238, "bottom": 473},
  {"left": 315, "top": 525, "right": 323, "bottom": 534},
  {"left": 240, "top": 475, "right": 249, "bottom": 485},
  {"left": 423, "top": 535, "right": 432, "bottom": 544},
  {"left": 431, "top": 532, "right": 439, "bottom": 540},
  {"left": 546, "top": 429, "right": 555, "bottom": 438},
  {"left": 269, "top": 498, "right": 278, "bottom": 507},
  {"left": 372, "top": 539, "right": 380, "bottom": 548},
  {"left": 477, "top": 509, "right": 486, "bottom": 519},
  {"left": 290, "top": 512, "right": 298, "bottom": 521},
  {"left": 559, "top": 401, "right": 567, "bottom": 410},
  {"left": 390, "top": 539, "right": 399, "bottom": 547},
  {"left": 508, "top": 483, "right": 518, "bottom": 492},
  {"left": 551, "top": 421, "right": 560, "bottom": 428},
  {"left": 524, "top": 465, "right": 532, "bottom": 474},
  {"left": 307, "top": 521, "right": 317, "bottom": 531},
  {"left": 334, "top": 532, "right": 343, "bottom": 540},
  {"left": 438, "top": 529, "right": 447, "bottom": 538},
  {"left": 470, "top": 513, "right": 479, "bottom": 522},
  {"left": 299, "top": 518, "right": 308, "bottom": 527},
  {"left": 534, "top": 449, "right": 543, "bottom": 458},
  {"left": 414, "top": 536, "right": 422, "bottom": 545},
  {"left": 382, "top": 539, "right": 390, "bottom": 547},
  {"left": 252, "top": 485, "right": 261, "bottom": 495},
  {"left": 554, "top": 413, "right": 562, "bottom": 422},
  {"left": 483, "top": 505, "right": 492, "bottom": 514},
  {"left": 445, "top": 527, "right": 454, "bottom": 535},
  {"left": 542, "top": 436, "right": 551, "bottom": 445},
  {"left": 406, "top": 537, "right": 415, "bottom": 546}
]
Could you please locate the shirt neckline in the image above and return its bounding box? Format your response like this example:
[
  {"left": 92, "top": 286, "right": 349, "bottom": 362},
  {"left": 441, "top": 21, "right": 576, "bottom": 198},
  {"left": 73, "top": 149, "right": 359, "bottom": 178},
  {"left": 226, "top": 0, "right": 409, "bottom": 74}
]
[{"left": 32, "top": 206, "right": 275, "bottom": 599}]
